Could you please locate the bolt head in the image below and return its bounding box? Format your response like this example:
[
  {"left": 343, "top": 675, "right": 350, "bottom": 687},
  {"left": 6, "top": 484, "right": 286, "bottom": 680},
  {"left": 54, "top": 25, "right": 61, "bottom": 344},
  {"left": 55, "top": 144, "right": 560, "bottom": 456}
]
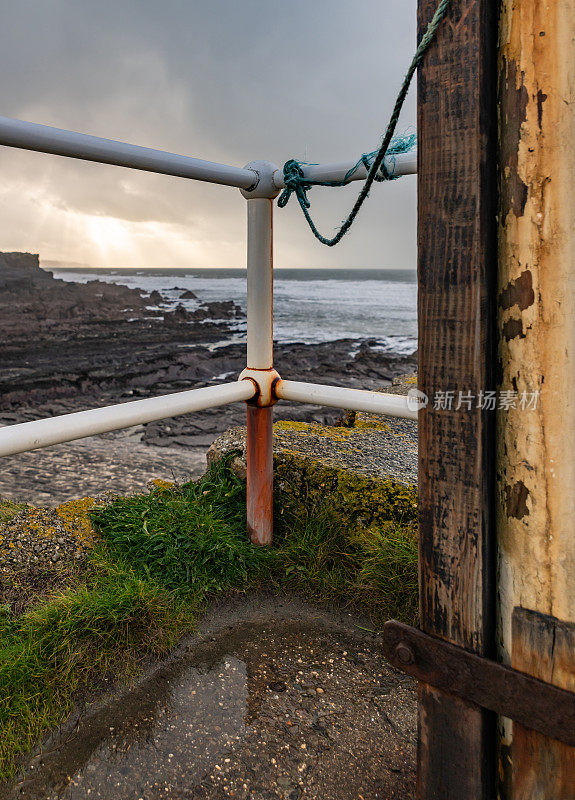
[{"left": 395, "top": 643, "right": 415, "bottom": 665}]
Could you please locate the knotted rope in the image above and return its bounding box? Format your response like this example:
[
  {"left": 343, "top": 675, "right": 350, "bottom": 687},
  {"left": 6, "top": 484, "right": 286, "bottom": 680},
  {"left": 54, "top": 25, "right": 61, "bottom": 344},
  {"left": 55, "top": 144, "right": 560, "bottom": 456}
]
[
  {"left": 278, "top": 133, "right": 417, "bottom": 212},
  {"left": 277, "top": 0, "right": 450, "bottom": 246}
]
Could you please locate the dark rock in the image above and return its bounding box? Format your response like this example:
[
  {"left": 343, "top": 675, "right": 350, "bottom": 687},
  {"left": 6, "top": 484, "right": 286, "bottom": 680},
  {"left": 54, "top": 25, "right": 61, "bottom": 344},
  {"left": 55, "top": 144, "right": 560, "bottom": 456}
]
[
  {"left": 0, "top": 252, "right": 53, "bottom": 290},
  {"left": 196, "top": 300, "right": 244, "bottom": 320},
  {"left": 169, "top": 303, "right": 194, "bottom": 321},
  {"left": 0, "top": 251, "right": 417, "bottom": 460}
]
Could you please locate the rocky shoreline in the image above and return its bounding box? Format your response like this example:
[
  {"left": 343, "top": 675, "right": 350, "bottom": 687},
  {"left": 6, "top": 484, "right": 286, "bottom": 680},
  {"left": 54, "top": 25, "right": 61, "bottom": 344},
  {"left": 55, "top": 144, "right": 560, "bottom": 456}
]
[{"left": 0, "top": 252, "right": 416, "bottom": 503}]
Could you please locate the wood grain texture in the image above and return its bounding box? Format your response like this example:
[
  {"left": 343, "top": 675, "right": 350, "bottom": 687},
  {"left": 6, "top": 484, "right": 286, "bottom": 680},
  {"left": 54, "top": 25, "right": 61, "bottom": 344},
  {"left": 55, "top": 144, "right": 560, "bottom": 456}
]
[
  {"left": 417, "top": 0, "right": 498, "bottom": 797},
  {"left": 418, "top": 686, "right": 487, "bottom": 799},
  {"left": 512, "top": 608, "right": 575, "bottom": 800}
]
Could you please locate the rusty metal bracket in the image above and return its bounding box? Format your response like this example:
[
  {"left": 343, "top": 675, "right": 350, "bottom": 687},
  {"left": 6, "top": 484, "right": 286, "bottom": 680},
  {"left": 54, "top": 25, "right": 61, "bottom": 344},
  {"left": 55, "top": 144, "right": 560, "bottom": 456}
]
[{"left": 382, "top": 620, "right": 575, "bottom": 747}]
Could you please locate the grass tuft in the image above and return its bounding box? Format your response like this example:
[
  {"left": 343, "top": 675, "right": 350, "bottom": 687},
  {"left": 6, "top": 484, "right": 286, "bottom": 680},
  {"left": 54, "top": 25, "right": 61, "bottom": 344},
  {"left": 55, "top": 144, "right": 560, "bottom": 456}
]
[
  {"left": 272, "top": 506, "right": 418, "bottom": 623},
  {"left": 0, "top": 559, "right": 198, "bottom": 780},
  {"left": 272, "top": 504, "right": 363, "bottom": 600},
  {"left": 355, "top": 523, "right": 419, "bottom": 623},
  {"left": 90, "top": 459, "right": 274, "bottom": 593}
]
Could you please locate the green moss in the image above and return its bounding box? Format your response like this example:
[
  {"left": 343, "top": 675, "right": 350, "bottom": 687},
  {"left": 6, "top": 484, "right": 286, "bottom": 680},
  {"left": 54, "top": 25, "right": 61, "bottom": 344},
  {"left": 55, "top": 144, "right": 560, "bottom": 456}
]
[
  {"left": 273, "top": 420, "right": 312, "bottom": 434},
  {"left": 270, "top": 417, "right": 417, "bottom": 527},
  {"left": 353, "top": 419, "right": 391, "bottom": 433},
  {"left": 274, "top": 452, "right": 417, "bottom": 529}
]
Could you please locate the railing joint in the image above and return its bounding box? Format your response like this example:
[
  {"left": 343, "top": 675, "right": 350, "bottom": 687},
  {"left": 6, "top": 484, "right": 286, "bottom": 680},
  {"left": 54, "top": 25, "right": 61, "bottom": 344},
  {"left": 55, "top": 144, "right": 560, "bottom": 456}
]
[
  {"left": 239, "top": 368, "right": 281, "bottom": 407},
  {"left": 240, "top": 160, "right": 281, "bottom": 199}
]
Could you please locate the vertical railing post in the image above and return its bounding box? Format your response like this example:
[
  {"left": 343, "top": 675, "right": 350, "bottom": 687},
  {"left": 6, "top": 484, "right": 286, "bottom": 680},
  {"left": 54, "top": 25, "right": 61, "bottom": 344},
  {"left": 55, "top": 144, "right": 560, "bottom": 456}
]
[
  {"left": 240, "top": 162, "right": 280, "bottom": 545},
  {"left": 246, "top": 197, "right": 274, "bottom": 545}
]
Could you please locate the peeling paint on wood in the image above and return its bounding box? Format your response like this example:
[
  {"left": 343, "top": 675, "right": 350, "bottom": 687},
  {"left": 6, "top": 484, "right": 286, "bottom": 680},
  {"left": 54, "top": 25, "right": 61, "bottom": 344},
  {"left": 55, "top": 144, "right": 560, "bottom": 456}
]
[
  {"left": 502, "top": 318, "right": 525, "bottom": 342},
  {"left": 497, "top": 0, "right": 575, "bottom": 660},
  {"left": 504, "top": 481, "right": 530, "bottom": 520},
  {"left": 498, "top": 271, "right": 535, "bottom": 312},
  {"left": 497, "top": 0, "right": 575, "bottom": 795}
]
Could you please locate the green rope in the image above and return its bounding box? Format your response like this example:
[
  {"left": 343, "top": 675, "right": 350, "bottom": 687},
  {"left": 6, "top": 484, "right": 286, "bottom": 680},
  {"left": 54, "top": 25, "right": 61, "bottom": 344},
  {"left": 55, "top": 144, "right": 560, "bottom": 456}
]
[
  {"left": 277, "top": 0, "right": 450, "bottom": 247},
  {"left": 279, "top": 132, "right": 416, "bottom": 209}
]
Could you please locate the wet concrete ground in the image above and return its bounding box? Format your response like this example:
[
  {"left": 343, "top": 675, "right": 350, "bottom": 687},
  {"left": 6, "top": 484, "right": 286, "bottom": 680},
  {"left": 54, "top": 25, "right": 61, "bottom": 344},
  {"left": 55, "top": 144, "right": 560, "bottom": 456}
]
[
  {"left": 0, "top": 431, "right": 206, "bottom": 506},
  {"left": 6, "top": 595, "right": 417, "bottom": 800}
]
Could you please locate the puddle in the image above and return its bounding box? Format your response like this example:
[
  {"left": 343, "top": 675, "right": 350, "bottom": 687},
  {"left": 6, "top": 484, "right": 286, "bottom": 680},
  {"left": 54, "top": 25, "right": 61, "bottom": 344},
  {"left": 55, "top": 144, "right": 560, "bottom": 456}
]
[
  {"left": 54, "top": 657, "right": 246, "bottom": 799},
  {"left": 14, "top": 653, "right": 249, "bottom": 800},
  {"left": 8, "top": 596, "right": 417, "bottom": 800}
]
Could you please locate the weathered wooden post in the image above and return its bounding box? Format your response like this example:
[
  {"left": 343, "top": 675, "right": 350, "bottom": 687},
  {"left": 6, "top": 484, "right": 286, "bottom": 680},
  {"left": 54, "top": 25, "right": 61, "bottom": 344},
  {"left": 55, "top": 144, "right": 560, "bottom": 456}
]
[
  {"left": 379, "top": 2, "right": 575, "bottom": 795},
  {"left": 497, "top": 1, "right": 575, "bottom": 797},
  {"left": 417, "top": 0, "right": 498, "bottom": 797}
]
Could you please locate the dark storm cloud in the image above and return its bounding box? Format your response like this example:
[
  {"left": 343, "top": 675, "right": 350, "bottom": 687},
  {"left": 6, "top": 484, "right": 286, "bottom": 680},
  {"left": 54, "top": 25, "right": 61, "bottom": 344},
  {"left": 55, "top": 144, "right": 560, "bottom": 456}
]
[{"left": 0, "top": 1, "right": 416, "bottom": 268}]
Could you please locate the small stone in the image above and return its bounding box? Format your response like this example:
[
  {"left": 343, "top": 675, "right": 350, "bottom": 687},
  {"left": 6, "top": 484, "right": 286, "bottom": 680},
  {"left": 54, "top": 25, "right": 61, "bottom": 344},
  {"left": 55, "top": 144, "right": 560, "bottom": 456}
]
[{"left": 229, "top": 456, "right": 247, "bottom": 482}]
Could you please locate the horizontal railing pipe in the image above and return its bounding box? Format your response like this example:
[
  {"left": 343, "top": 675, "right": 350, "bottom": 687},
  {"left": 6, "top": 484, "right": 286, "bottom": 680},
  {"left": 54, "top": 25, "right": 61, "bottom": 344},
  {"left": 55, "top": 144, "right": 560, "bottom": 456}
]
[
  {"left": 0, "top": 381, "right": 255, "bottom": 457},
  {"left": 273, "top": 150, "right": 417, "bottom": 189},
  {"left": 0, "top": 116, "right": 258, "bottom": 189},
  {"left": 275, "top": 380, "right": 418, "bottom": 420}
]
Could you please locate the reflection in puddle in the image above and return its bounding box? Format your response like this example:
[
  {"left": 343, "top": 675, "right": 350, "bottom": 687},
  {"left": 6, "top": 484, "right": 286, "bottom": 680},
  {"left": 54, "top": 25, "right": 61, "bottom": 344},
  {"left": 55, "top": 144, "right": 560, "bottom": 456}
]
[{"left": 48, "top": 657, "right": 247, "bottom": 800}]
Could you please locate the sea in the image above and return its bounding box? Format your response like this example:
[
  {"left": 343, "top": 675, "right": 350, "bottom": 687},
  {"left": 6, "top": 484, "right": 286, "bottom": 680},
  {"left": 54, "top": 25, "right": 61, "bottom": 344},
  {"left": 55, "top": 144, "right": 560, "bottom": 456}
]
[{"left": 52, "top": 267, "right": 417, "bottom": 356}]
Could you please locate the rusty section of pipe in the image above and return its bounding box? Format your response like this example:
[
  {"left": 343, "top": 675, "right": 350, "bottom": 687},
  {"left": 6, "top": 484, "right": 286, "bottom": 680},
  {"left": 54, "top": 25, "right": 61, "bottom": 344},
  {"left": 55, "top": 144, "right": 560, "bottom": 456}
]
[
  {"left": 246, "top": 405, "right": 273, "bottom": 546},
  {"left": 244, "top": 195, "right": 275, "bottom": 545},
  {"left": 497, "top": 0, "right": 575, "bottom": 794}
]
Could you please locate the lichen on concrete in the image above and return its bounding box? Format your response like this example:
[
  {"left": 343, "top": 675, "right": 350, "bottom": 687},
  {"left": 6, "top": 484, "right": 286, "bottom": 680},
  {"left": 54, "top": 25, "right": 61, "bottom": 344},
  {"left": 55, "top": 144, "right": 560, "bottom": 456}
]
[
  {"left": 207, "top": 376, "right": 418, "bottom": 529},
  {"left": 0, "top": 494, "right": 107, "bottom": 615}
]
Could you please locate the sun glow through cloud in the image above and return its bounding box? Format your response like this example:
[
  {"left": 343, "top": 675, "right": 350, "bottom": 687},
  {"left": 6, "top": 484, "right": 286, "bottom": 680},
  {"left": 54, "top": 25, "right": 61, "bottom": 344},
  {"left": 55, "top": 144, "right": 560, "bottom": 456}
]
[
  {"left": 0, "top": 1, "right": 417, "bottom": 269},
  {"left": 0, "top": 178, "right": 246, "bottom": 268},
  {"left": 77, "top": 212, "right": 221, "bottom": 268}
]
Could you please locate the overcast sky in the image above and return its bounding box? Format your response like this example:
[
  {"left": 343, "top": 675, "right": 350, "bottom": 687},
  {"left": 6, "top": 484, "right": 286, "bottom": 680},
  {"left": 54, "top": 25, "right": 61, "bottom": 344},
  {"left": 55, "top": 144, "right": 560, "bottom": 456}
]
[{"left": 0, "top": 1, "right": 416, "bottom": 269}]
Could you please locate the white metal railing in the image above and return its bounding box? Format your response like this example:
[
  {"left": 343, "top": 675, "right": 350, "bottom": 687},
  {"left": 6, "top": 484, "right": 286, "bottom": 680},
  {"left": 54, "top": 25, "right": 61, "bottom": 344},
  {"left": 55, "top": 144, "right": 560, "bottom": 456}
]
[
  {"left": 0, "top": 382, "right": 256, "bottom": 457},
  {"left": 0, "top": 115, "right": 417, "bottom": 545}
]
